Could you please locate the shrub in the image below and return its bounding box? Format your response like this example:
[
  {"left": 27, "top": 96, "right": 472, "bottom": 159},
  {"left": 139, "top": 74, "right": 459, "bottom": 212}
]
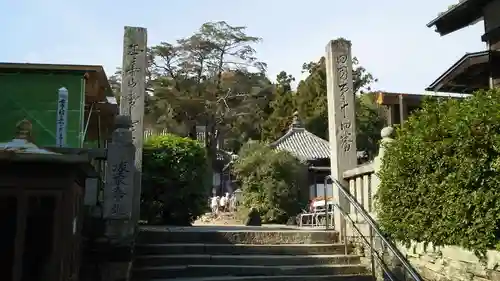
[
  {"left": 142, "top": 134, "right": 209, "bottom": 225},
  {"left": 377, "top": 89, "right": 500, "bottom": 255},
  {"left": 233, "top": 141, "right": 309, "bottom": 223}
]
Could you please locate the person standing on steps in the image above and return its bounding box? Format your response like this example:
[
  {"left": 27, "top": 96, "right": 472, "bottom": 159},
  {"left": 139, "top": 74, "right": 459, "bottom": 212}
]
[
  {"left": 211, "top": 196, "right": 219, "bottom": 215},
  {"left": 229, "top": 193, "right": 236, "bottom": 212},
  {"left": 219, "top": 194, "right": 227, "bottom": 213}
]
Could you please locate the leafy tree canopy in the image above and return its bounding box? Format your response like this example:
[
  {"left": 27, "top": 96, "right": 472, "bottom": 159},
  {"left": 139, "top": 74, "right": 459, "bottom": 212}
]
[
  {"left": 148, "top": 21, "right": 272, "bottom": 158},
  {"left": 261, "top": 71, "right": 296, "bottom": 141},
  {"left": 109, "top": 22, "right": 385, "bottom": 158},
  {"left": 292, "top": 56, "right": 384, "bottom": 156}
]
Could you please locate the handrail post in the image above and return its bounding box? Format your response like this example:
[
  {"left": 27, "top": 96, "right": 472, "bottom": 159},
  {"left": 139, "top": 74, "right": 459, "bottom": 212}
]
[
  {"left": 369, "top": 226, "right": 376, "bottom": 280},
  {"left": 325, "top": 176, "right": 346, "bottom": 244},
  {"left": 324, "top": 184, "right": 328, "bottom": 230}
]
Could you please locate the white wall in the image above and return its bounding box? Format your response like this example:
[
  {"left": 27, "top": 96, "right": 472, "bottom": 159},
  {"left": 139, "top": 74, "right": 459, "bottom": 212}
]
[{"left": 309, "top": 183, "right": 333, "bottom": 199}]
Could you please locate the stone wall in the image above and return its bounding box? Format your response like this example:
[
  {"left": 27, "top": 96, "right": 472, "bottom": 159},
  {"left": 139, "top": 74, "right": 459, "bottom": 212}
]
[{"left": 398, "top": 242, "right": 500, "bottom": 281}]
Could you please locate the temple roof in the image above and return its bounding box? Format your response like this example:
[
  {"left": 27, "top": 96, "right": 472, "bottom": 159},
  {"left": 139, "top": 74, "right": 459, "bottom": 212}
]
[
  {"left": 269, "top": 113, "right": 330, "bottom": 161},
  {"left": 426, "top": 0, "right": 489, "bottom": 36},
  {"left": 426, "top": 51, "right": 489, "bottom": 93}
]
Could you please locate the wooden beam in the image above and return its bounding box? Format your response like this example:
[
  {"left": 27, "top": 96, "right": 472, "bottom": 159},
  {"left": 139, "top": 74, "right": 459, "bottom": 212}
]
[
  {"left": 41, "top": 147, "right": 107, "bottom": 160},
  {"left": 399, "top": 95, "right": 408, "bottom": 124},
  {"left": 0, "top": 62, "right": 103, "bottom": 73}
]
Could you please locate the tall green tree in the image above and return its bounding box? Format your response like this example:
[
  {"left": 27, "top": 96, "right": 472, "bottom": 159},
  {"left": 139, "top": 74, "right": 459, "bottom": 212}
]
[
  {"left": 107, "top": 48, "right": 174, "bottom": 132},
  {"left": 221, "top": 72, "right": 274, "bottom": 152},
  {"left": 261, "top": 71, "right": 296, "bottom": 141},
  {"left": 148, "top": 21, "right": 269, "bottom": 163}
]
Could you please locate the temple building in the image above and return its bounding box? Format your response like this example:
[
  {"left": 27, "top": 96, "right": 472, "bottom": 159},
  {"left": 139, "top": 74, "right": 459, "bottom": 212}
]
[
  {"left": 269, "top": 113, "right": 369, "bottom": 199},
  {"left": 269, "top": 114, "right": 331, "bottom": 199},
  {"left": 426, "top": 0, "right": 500, "bottom": 92}
]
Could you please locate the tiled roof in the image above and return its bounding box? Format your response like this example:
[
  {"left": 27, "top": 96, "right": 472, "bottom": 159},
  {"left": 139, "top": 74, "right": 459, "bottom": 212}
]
[{"left": 269, "top": 115, "right": 330, "bottom": 161}]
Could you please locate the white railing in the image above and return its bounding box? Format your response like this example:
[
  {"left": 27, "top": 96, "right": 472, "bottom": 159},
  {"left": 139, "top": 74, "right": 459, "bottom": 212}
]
[
  {"left": 143, "top": 128, "right": 168, "bottom": 139},
  {"left": 343, "top": 163, "right": 376, "bottom": 219}
]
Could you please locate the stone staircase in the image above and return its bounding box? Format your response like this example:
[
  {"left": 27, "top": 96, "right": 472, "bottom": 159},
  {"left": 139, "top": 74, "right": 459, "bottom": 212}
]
[{"left": 132, "top": 226, "right": 373, "bottom": 281}]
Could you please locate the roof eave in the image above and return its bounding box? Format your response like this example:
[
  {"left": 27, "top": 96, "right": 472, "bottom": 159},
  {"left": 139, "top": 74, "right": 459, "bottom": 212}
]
[
  {"left": 426, "top": 0, "right": 484, "bottom": 36},
  {"left": 426, "top": 50, "right": 489, "bottom": 91},
  {"left": 426, "top": 0, "right": 469, "bottom": 27},
  {"left": 0, "top": 62, "right": 113, "bottom": 103}
]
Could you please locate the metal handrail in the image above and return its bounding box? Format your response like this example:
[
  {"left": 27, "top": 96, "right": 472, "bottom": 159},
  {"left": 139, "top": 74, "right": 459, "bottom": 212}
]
[
  {"left": 325, "top": 175, "right": 423, "bottom": 281},
  {"left": 335, "top": 203, "right": 398, "bottom": 281}
]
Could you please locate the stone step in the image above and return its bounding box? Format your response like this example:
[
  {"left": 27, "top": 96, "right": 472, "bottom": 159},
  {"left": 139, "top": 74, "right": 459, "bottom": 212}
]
[
  {"left": 138, "top": 274, "right": 374, "bottom": 281},
  {"left": 132, "top": 264, "right": 369, "bottom": 279},
  {"left": 134, "top": 254, "right": 362, "bottom": 267},
  {"left": 135, "top": 243, "right": 351, "bottom": 256},
  {"left": 137, "top": 230, "right": 339, "bottom": 244}
]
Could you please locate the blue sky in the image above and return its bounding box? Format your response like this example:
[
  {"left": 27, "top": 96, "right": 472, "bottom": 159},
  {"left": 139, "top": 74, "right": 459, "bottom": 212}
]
[{"left": 0, "top": 0, "right": 485, "bottom": 93}]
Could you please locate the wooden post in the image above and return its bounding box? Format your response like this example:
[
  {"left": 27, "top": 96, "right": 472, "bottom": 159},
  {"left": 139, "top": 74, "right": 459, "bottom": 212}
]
[
  {"left": 119, "top": 26, "right": 147, "bottom": 225},
  {"left": 398, "top": 94, "right": 408, "bottom": 125},
  {"left": 325, "top": 38, "right": 358, "bottom": 232}
]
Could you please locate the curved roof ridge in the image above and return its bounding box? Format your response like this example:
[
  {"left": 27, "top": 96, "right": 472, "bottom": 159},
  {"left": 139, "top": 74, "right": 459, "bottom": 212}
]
[{"left": 269, "top": 125, "right": 330, "bottom": 161}]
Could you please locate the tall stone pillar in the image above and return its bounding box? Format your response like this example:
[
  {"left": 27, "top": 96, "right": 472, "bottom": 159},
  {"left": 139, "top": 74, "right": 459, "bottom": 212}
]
[
  {"left": 119, "top": 26, "right": 148, "bottom": 226},
  {"left": 97, "top": 115, "right": 136, "bottom": 281},
  {"left": 325, "top": 39, "right": 358, "bottom": 232},
  {"left": 103, "top": 116, "right": 136, "bottom": 222}
]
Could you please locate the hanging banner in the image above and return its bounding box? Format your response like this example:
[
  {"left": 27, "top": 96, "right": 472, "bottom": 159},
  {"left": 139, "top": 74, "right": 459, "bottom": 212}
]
[{"left": 56, "top": 87, "right": 69, "bottom": 147}]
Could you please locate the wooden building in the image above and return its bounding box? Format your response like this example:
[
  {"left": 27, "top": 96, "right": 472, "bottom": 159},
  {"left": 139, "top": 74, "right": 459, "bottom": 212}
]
[
  {"left": 373, "top": 92, "right": 423, "bottom": 126},
  {"left": 0, "top": 63, "right": 117, "bottom": 281},
  {"left": 371, "top": 91, "right": 466, "bottom": 126},
  {"left": 426, "top": 51, "right": 490, "bottom": 93},
  {"left": 0, "top": 121, "right": 96, "bottom": 281},
  {"left": 426, "top": 0, "right": 500, "bottom": 91}
]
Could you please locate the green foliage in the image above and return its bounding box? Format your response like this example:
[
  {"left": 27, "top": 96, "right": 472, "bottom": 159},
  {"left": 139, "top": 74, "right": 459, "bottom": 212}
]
[
  {"left": 262, "top": 71, "right": 296, "bottom": 141},
  {"left": 142, "top": 134, "right": 209, "bottom": 225},
  {"left": 356, "top": 94, "right": 386, "bottom": 158},
  {"left": 292, "top": 57, "right": 384, "bottom": 156},
  {"left": 377, "top": 89, "right": 500, "bottom": 256},
  {"left": 233, "top": 142, "right": 309, "bottom": 223},
  {"left": 220, "top": 72, "right": 275, "bottom": 152},
  {"left": 109, "top": 22, "right": 383, "bottom": 157},
  {"left": 149, "top": 21, "right": 268, "bottom": 161}
]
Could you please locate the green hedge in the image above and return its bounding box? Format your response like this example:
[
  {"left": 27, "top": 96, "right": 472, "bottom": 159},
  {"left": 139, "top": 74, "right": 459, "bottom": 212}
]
[
  {"left": 142, "top": 134, "right": 209, "bottom": 225},
  {"left": 233, "top": 141, "right": 309, "bottom": 223},
  {"left": 377, "top": 89, "right": 500, "bottom": 255}
]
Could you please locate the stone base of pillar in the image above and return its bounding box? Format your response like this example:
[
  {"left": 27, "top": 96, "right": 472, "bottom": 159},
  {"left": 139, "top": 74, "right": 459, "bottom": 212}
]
[
  {"left": 100, "top": 262, "right": 132, "bottom": 281},
  {"left": 79, "top": 219, "right": 135, "bottom": 281},
  {"left": 79, "top": 240, "right": 134, "bottom": 281}
]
